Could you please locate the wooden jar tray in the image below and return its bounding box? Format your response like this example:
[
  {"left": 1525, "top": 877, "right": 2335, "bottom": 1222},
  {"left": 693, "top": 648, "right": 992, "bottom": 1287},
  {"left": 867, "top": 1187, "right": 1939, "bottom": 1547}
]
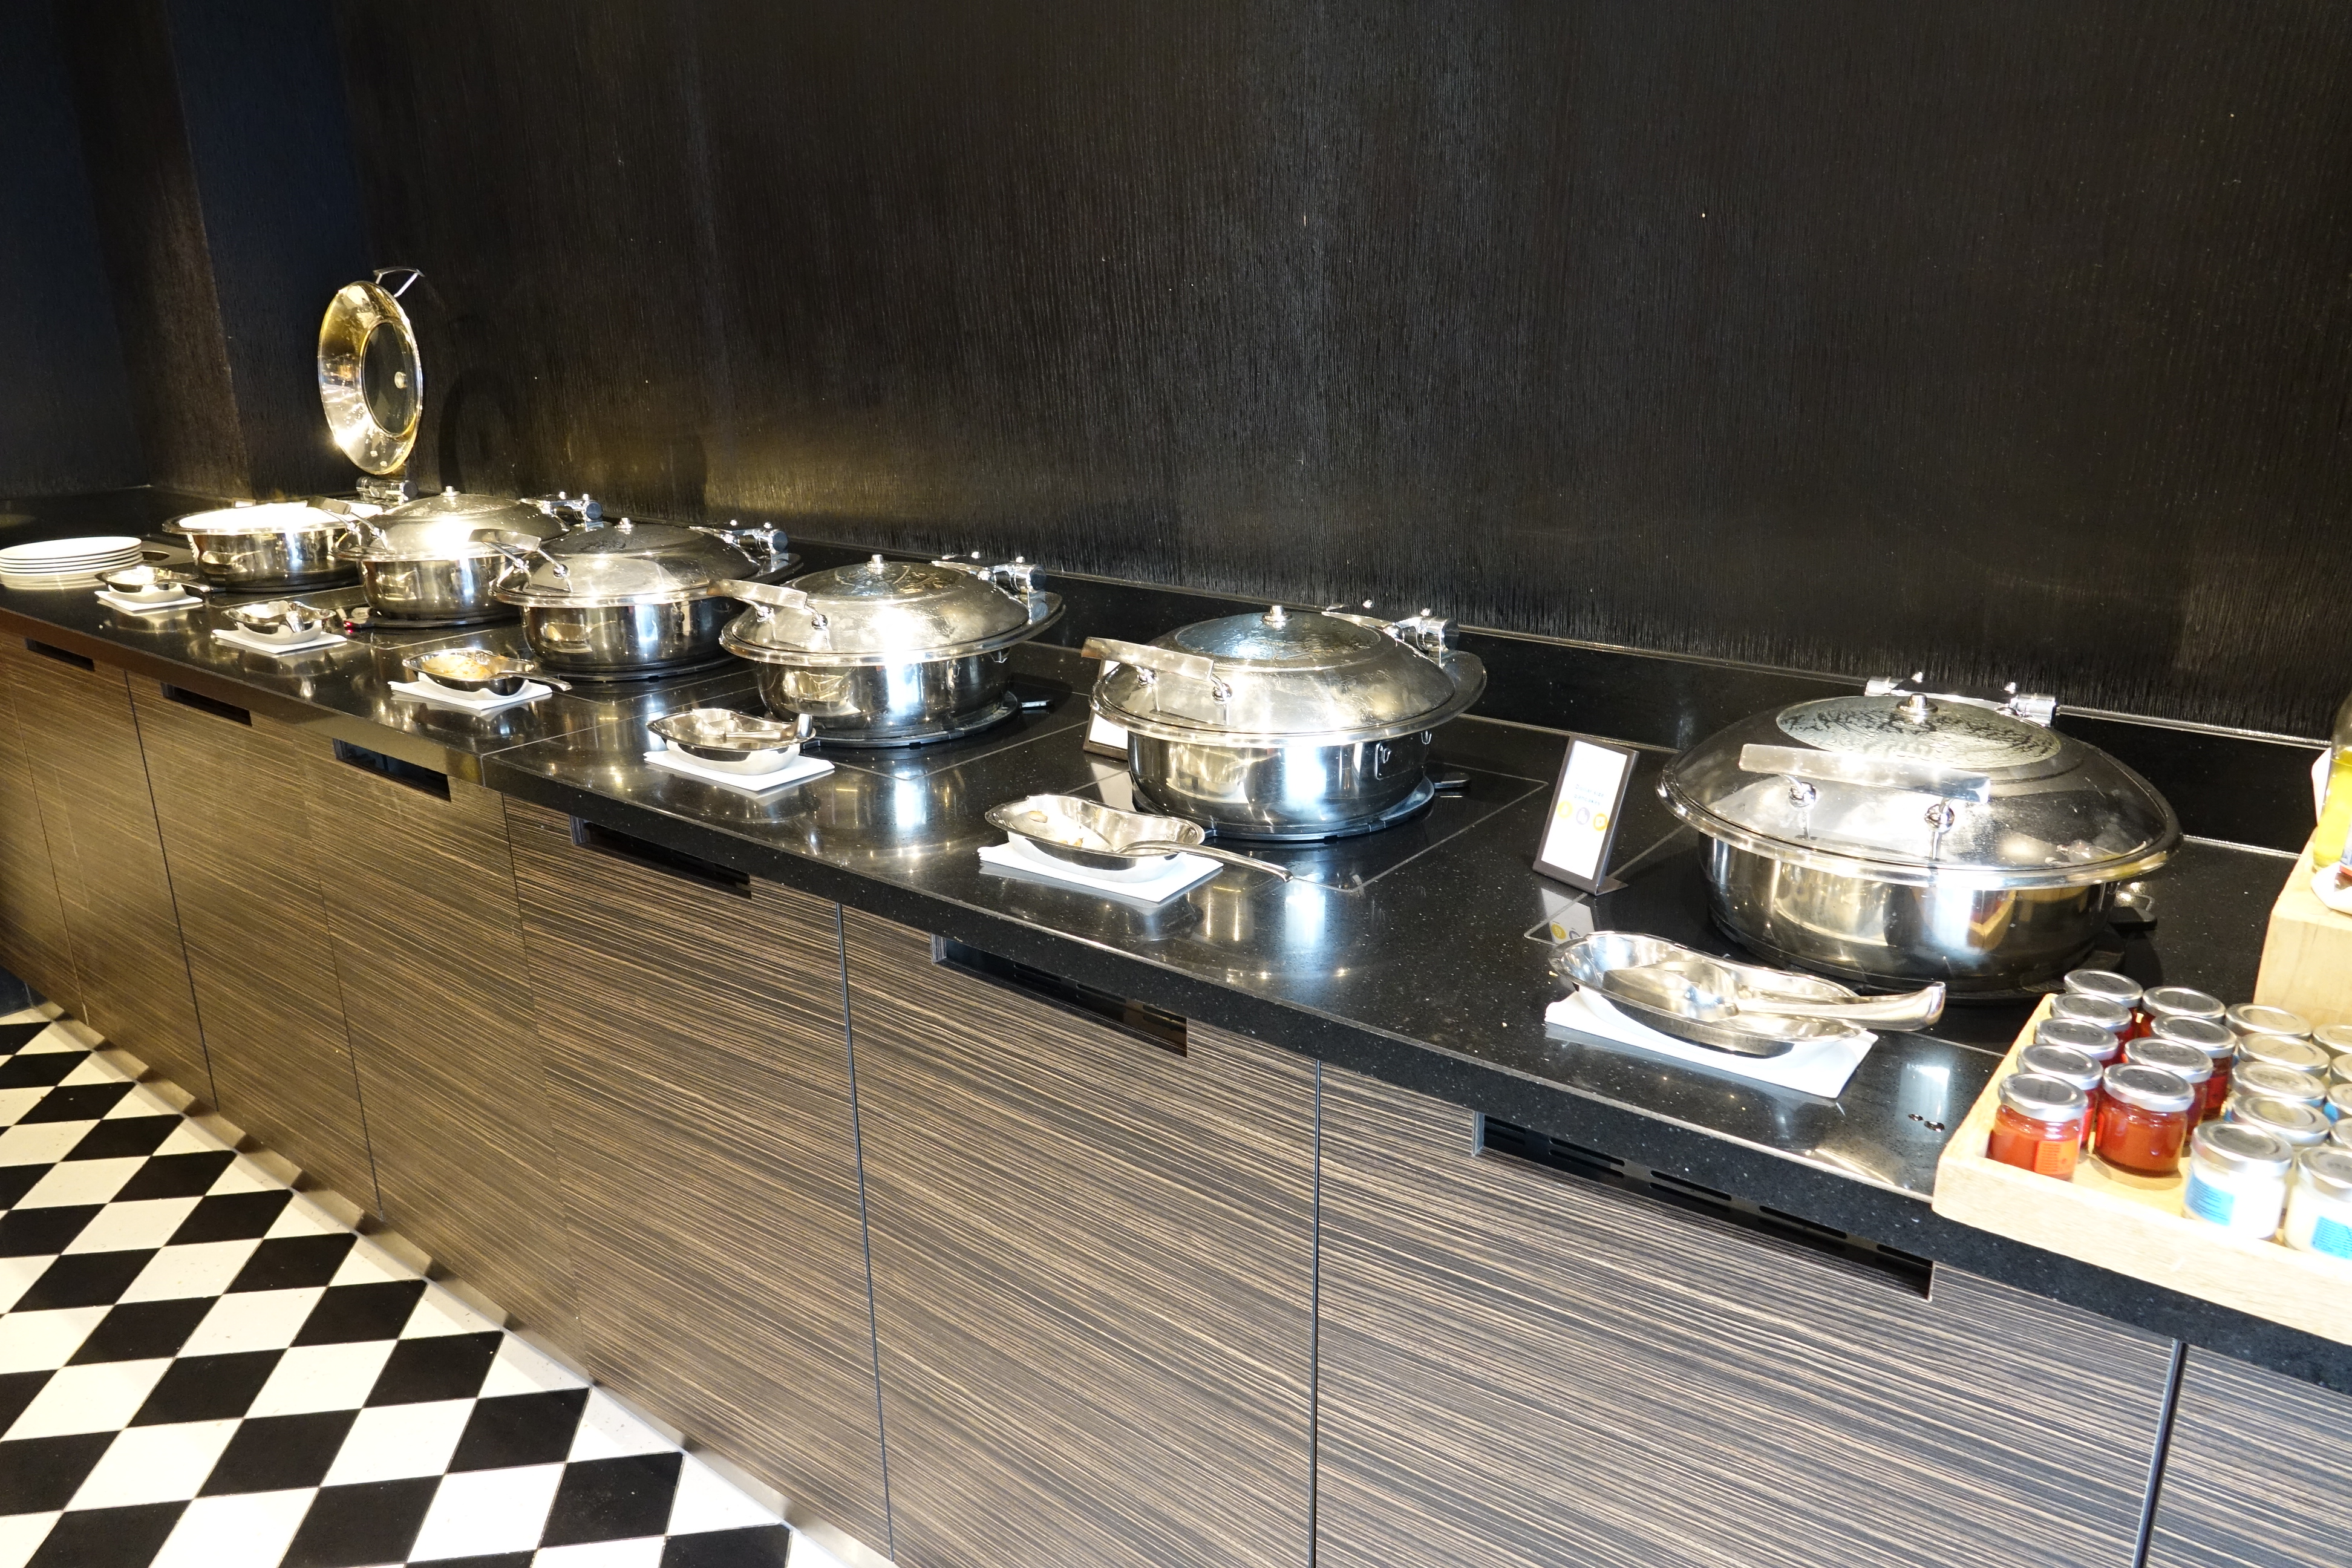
[{"left": 1932, "top": 998, "right": 2352, "bottom": 1347}]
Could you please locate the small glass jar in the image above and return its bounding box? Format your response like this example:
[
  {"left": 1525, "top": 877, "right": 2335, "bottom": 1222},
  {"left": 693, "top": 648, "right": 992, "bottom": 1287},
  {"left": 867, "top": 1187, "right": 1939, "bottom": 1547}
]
[
  {"left": 2126, "top": 1037, "right": 2214, "bottom": 1108},
  {"left": 2097, "top": 1065, "right": 2198, "bottom": 1177},
  {"left": 2226, "top": 1002, "right": 2311, "bottom": 1043},
  {"left": 2331, "top": 1053, "right": 2352, "bottom": 1091},
  {"left": 1988, "top": 1073, "right": 2088, "bottom": 1179},
  {"left": 2229, "top": 1062, "right": 2330, "bottom": 1112},
  {"left": 2051, "top": 993, "right": 2132, "bottom": 1043},
  {"left": 2143, "top": 986, "right": 2226, "bottom": 1036},
  {"left": 2314, "top": 1023, "right": 2352, "bottom": 1068},
  {"left": 2226, "top": 1094, "right": 2332, "bottom": 1150},
  {"left": 2283, "top": 1147, "right": 2352, "bottom": 1258},
  {"left": 2064, "top": 970, "right": 2145, "bottom": 1034},
  {"left": 2182, "top": 1121, "right": 2293, "bottom": 1237},
  {"left": 2036, "top": 1016, "right": 2122, "bottom": 1065},
  {"left": 2330, "top": 1083, "right": 2352, "bottom": 1125},
  {"left": 2336, "top": 1118, "right": 2352, "bottom": 1152},
  {"left": 2235, "top": 1033, "right": 2333, "bottom": 1080},
  {"left": 2019, "top": 1044, "right": 2105, "bottom": 1148},
  {"left": 2153, "top": 1016, "right": 2237, "bottom": 1121}
]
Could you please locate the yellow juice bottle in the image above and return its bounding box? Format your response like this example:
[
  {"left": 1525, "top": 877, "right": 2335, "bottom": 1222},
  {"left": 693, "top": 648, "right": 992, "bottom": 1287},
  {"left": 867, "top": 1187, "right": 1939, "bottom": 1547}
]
[{"left": 2316, "top": 691, "right": 2352, "bottom": 868}]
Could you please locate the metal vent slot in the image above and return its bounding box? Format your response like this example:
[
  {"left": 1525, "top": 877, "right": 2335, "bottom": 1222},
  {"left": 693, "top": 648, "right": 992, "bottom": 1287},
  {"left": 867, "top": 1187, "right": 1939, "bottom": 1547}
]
[
  {"left": 570, "top": 815, "right": 750, "bottom": 896},
  {"left": 24, "top": 639, "right": 93, "bottom": 671},
  {"left": 161, "top": 684, "right": 250, "bottom": 726},
  {"left": 933, "top": 935, "right": 1188, "bottom": 1056},
  {"left": 332, "top": 740, "right": 450, "bottom": 800},
  {"left": 1479, "top": 1117, "right": 1932, "bottom": 1296}
]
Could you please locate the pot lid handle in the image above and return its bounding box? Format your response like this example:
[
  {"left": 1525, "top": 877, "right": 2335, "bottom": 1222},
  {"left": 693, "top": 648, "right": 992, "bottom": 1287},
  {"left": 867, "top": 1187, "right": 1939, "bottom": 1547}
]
[
  {"left": 720, "top": 579, "right": 812, "bottom": 613},
  {"left": 1080, "top": 636, "right": 1232, "bottom": 703},
  {"left": 1737, "top": 743, "right": 1993, "bottom": 803}
]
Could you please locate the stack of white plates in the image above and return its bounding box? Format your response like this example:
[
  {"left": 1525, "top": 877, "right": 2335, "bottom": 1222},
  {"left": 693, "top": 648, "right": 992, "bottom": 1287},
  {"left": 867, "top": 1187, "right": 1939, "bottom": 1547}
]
[{"left": 0, "top": 535, "right": 146, "bottom": 589}]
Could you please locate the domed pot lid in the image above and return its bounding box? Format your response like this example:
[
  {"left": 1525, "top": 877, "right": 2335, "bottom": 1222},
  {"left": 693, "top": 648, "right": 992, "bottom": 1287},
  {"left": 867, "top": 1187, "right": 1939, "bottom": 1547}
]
[
  {"left": 1659, "top": 688, "right": 2180, "bottom": 889},
  {"left": 346, "top": 489, "right": 566, "bottom": 563},
  {"left": 495, "top": 519, "right": 757, "bottom": 609},
  {"left": 317, "top": 278, "right": 422, "bottom": 476},
  {"left": 169, "top": 501, "right": 349, "bottom": 537},
  {"left": 1085, "top": 606, "right": 1486, "bottom": 746},
  {"left": 720, "top": 554, "right": 1062, "bottom": 668}
]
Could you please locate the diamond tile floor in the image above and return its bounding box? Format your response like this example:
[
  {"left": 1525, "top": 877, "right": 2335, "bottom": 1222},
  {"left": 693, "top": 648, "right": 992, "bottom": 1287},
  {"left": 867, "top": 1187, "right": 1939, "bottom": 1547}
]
[{"left": 0, "top": 1009, "right": 845, "bottom": 1568}]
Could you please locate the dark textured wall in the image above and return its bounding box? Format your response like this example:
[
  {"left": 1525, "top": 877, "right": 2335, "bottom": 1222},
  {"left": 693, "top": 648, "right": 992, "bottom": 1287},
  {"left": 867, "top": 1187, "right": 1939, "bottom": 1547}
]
[
  {"left": 0, "top": 4, "right": 144, "bottom": 496},
  {"left": 333, "top": 1, "right": 2352, "bottom": 736}
]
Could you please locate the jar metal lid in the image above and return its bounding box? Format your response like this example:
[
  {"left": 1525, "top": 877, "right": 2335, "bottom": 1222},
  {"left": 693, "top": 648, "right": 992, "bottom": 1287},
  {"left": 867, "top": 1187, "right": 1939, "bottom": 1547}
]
[
  {"left": 2315, "top": 1024, "right": 2352, "bottom": 1053},
  {"left": 2190, "top": 1120, "right": 2293, "bottom": 1177},
  {"left": 2236, "top": 1034, "right": 2333, "bottom": 1076},
  {"left": 2036, "top": 1017, "right": 2122, "bottom": 1062},
  {"left": 2126, "top": 1037, "right": 2215, "bottom": 1085},
  {"left": 2063, "top": 970, "right": 2143, "bottom": 1007},
  {"left": 2051, "top": 994, "right": 2131, "bottom": 1034},
  {"left": 2019, "top": 1044, "right": 2102, "bottom": 1091},
  {"left": 2228, "top": 1096, "right": 2332, "bottom": 1147},
  {"left": 2329, "top": 1083, "right": 2352, "bottom": 1120},
  {"left": 2152, "top": 1015, "right": 2235, "bottom": 1061},
  {"left": 2304, "top": 1146, "right": 2352, "bottom": 1197},
  {"left": 2332, "top": 1054, "right": 2352, "bottom": 1088},
  {"left": 2336, "top": 1119, "right": 2352, "bottom": 1151},
  {"left": 1999, "top": 1073, "right": 2087, "bottom": 1123},
  {"left": 2103, "top": 1063, "right": 2197, "bottom": 1115},
  {"left": 2143, "top": 986, "right": 2225, "bottom": 1022},
  {"left": 2225, "top": 1003, "right": 2310, "bottom": 1040},
  {"left": 2231, "top": 1063, "right": 2329, "bottom": 1106}
]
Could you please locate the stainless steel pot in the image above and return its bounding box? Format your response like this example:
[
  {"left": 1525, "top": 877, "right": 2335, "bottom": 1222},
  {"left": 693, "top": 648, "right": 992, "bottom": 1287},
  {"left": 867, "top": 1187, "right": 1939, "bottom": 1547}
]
[
  {"left": 171, "top": 504, "right": 361, "bottom": 592},
  {"left": 495, "top": 519, "right": 775, "bottom": 678},
  {"left": 1659, "top": 679, "right": 2180, "bottom": 994},
  {"left": 345, "top": 489, "right": 576, "bottom": 625},
  {"left": 1084, "top": 606, "right": 1486, "bottom": 841},
  {"left": 720, "top": 555, "right": 1062, "bottom": 745}
]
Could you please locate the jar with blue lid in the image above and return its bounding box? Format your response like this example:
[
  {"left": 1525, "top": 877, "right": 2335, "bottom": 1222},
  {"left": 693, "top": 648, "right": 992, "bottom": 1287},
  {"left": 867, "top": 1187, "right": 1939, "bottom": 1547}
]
[
  {"left": 2284, "top": 1146, "right": 2352, "bottom": 1258},
  {"left": 2182, "top": 1122, "right": 2292, "bottom": 1237}
]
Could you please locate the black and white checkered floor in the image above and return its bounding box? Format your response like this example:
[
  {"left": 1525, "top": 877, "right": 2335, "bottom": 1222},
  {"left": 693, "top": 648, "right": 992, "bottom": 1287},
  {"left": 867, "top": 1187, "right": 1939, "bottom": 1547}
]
[{"left": 0, "top": 1008, "right": 841, "bottom": 1568}]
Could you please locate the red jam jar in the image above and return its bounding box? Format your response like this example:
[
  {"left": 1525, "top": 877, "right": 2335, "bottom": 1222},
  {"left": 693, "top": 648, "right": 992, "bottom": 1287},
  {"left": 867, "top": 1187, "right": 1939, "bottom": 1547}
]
[
  {"left": 2064, "top": 969, "right": 2146, "bottom": 1036},
  {"left": 2051, "top": 993, "right": 2132, "bottom": 1046},
  {"left": 2019, "top": 1043, "right": 2105, "bottom": 1149},
  {"left": 2125, "top": 1037, "right": 2213, "bottom": 1110},
  {"left": 1988, "top": 1073, "right": 2088, "bottom": 1180},
  {"left": 2037, "top": 1016, "right": 2123, "bottom": 1067},
  {"left": 2142, "top": 986, "right": 2225, "bottom": 1044},
  {"left": 2097, "top": 1063, "right": 2199, "bottom": 1177},
  {"left": 2153, "top": 1015, "right": 2237, "bottom": 1121}
]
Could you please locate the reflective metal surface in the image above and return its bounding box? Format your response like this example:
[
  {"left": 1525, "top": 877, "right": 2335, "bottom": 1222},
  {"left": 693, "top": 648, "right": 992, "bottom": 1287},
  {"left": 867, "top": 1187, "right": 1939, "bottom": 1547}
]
[
  {"left": 986, "top": 793, "right": 1291, "bottom": 881},
  {"left": 402, "top": 649, "right": 567, "bottom": 696},
  {"left": 1126, "top": 727, "right": 1442, "bottom": 840},
  {"left": 498, "top": 521, "right": 759, "bottom": 610},
  {"left": 517, "top": 595, "right": 739, "bottom": 679},
  {"left": 722, "top": 554, "right": 1062, "bottom": 743},
  {"left": 647, "top": 707, "right": 812, "bottom": 773},
  {"left": 359, "top": 554, "right": 525, "bottom": 625},
  {"left": 170, "top": 505, "right": 360, "bottom": 591},
  {"left": 318, "top": 277, "right": 422, "bottom": 475}
]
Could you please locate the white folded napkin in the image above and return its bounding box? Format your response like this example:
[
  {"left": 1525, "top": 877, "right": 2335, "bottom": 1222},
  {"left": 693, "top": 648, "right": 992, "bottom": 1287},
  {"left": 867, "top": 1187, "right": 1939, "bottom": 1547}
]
[
  {"left": 388, "top": 677, "right": 555, "bottom": 714},
  {"left": 642, "top": 745, "right": 833, "bottom": 795},
  {"left": 96, "top": 589, "right": 201, "bottom": 615},
  {"left": 1545, "top": 987, "right": 1875, "bottom": 1099},
  {"left": 978, "top": 834, "right": 1223, "bottom": 905},
  {"left": 212, "top": 627, "right": 346, "bottom": 656}
]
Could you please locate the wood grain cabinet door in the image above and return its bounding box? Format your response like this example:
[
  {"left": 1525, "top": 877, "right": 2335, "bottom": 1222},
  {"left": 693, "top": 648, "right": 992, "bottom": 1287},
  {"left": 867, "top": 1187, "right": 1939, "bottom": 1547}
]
[
  {"left": 1, "top": 638, "right": 208, "bottom": 1098},
  {"left": 1314, "top": 1067, "right": 2174, "bottom": 1568},
  {"left": 131, "top": 680, "right": 376, "bottom": 1210},
  {"left": 302, "top": 741, "right": 575, "bottom": 1344},
  {"left": 505, "top": 800, "right": 889, "bottom": 1547},
  {"left": 843, "top": 910, "right": 1318, "bottom": 1568},
  {"left": 2145, "top": 1348, "right": 2352, "bottom": 1567},
  {"left": 0, "top": 659, "right": 79, "bottom": 1012}
]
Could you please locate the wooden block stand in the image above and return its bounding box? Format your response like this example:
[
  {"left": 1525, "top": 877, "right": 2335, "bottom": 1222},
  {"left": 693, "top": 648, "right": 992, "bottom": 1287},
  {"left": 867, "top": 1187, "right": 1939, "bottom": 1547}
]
[
  {"left": 1933, "top": 997, "right": 2352, "bottom": 1348},
  {"left": 2255, "top": 834, "right": 2352, "bottom": 1028}
]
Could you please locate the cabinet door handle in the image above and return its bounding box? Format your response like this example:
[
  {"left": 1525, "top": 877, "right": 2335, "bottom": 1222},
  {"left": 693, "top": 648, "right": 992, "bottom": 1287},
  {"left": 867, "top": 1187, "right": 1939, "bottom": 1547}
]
[
  {"left": 160, "top": 684, "right": 251, "bottom": 726},
  {"left": 333, "top": 740, "right": 450, "bottom": 800},
  {"left": 932, "top": 934, "right": 1188, "bottom": 1055},
  {"left": 24, "top": 639, "right": 94, "bottom": 671},
  {"left": 570, "top": 816, "right": 751, "bottom": 896}
]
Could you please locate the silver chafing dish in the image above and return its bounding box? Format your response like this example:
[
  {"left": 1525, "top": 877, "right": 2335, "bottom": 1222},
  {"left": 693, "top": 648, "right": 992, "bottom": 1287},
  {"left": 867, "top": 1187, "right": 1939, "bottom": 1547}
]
[
  {"left": 719, "top": 554, "right": 1062, "bottom": 745},
  {"left": 169, "top": 502, "right": 363, "bottom": 592},
  {"left": 496, "top": 520, "right": 790, "bottom": 679},
  {"left": 1083, "top": 605, "right": 1486, "bottom": 840},
  {"left": 1659, "top": 679, "right": 2180, "bottom": 994},
  {"left": 342, "top": 489, "right": 576, "bottom": 626}
]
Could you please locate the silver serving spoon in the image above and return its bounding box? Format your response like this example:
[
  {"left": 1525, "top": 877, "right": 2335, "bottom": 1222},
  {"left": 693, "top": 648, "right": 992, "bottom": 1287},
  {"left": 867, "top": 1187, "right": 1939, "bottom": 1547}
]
[
  {"left": 1592, "top": 968, "right": 1806, "bottom": 1058},
  {"left": 1641, "top": 954, "right": 1945, "bottom": 1031}
]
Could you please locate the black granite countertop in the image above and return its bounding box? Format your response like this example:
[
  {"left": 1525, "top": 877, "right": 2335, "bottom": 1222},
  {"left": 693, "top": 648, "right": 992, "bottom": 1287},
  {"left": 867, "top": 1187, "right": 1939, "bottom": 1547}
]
[{"left": 0, "top": 490, "right": 2336, "bottom": 1391}]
